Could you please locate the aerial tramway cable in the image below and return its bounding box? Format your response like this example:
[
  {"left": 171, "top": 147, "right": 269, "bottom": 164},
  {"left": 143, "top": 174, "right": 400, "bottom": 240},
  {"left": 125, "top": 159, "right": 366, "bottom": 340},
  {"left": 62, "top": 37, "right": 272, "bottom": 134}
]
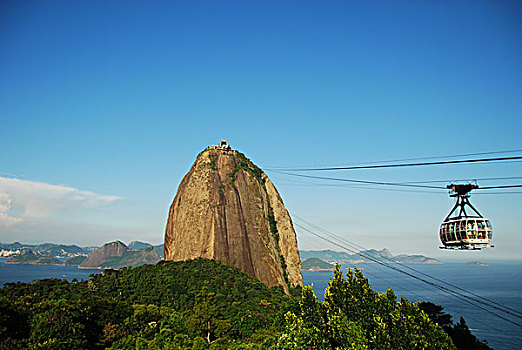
[
  {"left": 293, "top": 215, "right": 522, "bottom": 326},
  {"left": 266, "top": 149, "right": 522, "bottom": 169},
  {"left": 270, "top": 151, "right": 522, "bottom": 325},
  {"left": 479, "top": 185, "right": 522, "bottom": 190},
  {"left": 266, "top": 155, "right": 522, "bottom": 172},
  {"left": 270, "top": 175, "right": 522, "bottom": 194},
  {"left": 294, "top": 221, "right": 522, "bottom": 329},
  {"left": 270, "top": 170, "right": 522, "bottom": 192},
  {"left": 400, "top": 176, "right": 522, "bottom": 185},
  {"left": 295, "top": 222, "right": 510, "bottom": 336},
  {"left": 293, "top": 214, "right": 522, "bottom": 318},
  {"left": 269, "top": 171, "right": 447, "bottom": 189},
  {"left": 269, "top": 171, "right": 522, "bottom": 192}
]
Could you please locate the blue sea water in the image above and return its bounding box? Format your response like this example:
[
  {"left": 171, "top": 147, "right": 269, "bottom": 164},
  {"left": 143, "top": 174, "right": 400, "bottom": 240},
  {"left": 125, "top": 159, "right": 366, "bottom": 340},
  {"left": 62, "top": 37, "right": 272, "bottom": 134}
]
[
  {"left": 0, "top": 258, "right": 101, "bottom": 286},
  {"left": 1, "top": 258, "right": 520, "bottom": 349},
  {"left": 303, "top": 261, "right": 522, "bottom": 350}
]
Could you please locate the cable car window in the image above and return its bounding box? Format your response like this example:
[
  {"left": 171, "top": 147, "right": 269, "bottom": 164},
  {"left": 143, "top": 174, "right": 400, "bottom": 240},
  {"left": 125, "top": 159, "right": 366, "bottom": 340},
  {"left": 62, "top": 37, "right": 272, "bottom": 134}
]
[
  {"left": 447, "top": 224, "right": 453, "bottom": 241},
  {"left": 478, "top": 221, "right": 486, "bottom": 240},
  {"left": 451, "top": 223, "right": 457, "bottom": 241}
]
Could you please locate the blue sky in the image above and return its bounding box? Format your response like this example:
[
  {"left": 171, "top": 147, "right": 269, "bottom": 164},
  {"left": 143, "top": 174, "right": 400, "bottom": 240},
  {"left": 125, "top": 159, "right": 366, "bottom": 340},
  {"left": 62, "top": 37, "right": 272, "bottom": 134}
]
[{"left": 1, "top": 0, "right": 521, "bottom": 260}]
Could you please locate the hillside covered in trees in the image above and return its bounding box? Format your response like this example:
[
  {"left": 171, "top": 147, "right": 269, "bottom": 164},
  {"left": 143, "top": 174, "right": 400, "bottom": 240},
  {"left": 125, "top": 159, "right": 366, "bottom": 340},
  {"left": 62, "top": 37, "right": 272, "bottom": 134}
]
[{"left": 0, "top": 259, "right": 489, "bottom": 349}]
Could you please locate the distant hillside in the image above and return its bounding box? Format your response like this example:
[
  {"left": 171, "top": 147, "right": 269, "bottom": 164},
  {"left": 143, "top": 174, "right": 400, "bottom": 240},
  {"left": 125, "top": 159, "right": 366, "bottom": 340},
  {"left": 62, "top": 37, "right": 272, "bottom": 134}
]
[
  {"left": 127, "top": 241, "right": 151, "bottom": 250},
  {"left": 465, "top": 261, "right": 489, "bottom": 267},
  {"left": 0, "top": 242, "right": 89, "bottom": 257},
  {"left": 393, "top": 254, "right": 442, "bottom": 264},
  {"left": 101, "top": 246, "right": 161, "bottom": 269},
  {"left": 300, "top": 249, "right": 354, "bottom": 261},
  {"left": 302, "top": 258, "right": 334, "bottom": 271},
  {"left": 80, "top": 241, "right": 161, "bottom": 269},
  {"left": 300, "top": 249, "right": 441, "bottom": 264},
  {"left": 1, "top": 241, "right": 164, "bottom": 264},
  {"left": 6, "top": 250, "right": 63, "bottom": 265},
  {"left": 64, "top": 255, "right": 87, "bottom": 266},
  {"left": 153, "top": 244, "right": 163, "bottom": 259}
]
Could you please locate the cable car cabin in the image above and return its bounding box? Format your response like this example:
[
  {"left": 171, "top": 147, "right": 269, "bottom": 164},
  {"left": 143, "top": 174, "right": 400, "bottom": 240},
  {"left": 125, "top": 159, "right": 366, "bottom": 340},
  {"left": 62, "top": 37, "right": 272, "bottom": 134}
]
[
  {"left": 440, "top": 218, "right": 492, "bottom": 250},
  {"left": 440, "top": 183, "right": 494, "bottom": 250}
]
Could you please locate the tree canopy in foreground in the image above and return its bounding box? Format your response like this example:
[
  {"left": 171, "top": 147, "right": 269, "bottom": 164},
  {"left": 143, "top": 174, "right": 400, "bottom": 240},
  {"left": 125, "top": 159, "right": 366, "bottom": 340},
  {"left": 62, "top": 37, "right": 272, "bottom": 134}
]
[{"left": 0, "top": 260, "right": 489, "bottom": 349}]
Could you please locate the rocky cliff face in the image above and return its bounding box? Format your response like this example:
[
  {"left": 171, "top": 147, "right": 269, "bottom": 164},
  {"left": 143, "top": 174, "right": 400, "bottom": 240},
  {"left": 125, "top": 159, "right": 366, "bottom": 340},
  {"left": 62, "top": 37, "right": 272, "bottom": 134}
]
[
  {"left": 164, "top": 147, "right": 302, "bottom": 293},
  {"left": 79, "top": 241, "right": 161, "bottom": 269},
  {"left": 80, "top": 241, "right": 128, "bottom": 268}
]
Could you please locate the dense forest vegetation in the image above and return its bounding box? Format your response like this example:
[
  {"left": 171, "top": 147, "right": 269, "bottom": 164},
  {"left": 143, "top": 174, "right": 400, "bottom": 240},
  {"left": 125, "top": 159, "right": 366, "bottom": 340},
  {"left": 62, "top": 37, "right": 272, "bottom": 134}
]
[{"left": 0, "top": 259, "right": 491, "bottom": 349}]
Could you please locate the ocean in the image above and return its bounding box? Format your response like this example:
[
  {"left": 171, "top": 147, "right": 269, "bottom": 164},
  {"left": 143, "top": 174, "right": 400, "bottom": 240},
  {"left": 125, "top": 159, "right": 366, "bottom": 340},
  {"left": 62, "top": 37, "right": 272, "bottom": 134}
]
[
  {"left": 0, "top": 258, "right": 101, "bottom": 286},
  {"left": 1, "top": 258, "right": 520, "bottom": 349}
]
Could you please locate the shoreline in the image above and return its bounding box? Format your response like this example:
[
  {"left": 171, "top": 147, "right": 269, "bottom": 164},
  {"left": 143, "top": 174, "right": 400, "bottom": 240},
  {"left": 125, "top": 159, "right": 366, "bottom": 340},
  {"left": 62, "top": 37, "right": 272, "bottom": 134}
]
[{"left": 4, "top": 261, "right": 67, "bottom": 267}]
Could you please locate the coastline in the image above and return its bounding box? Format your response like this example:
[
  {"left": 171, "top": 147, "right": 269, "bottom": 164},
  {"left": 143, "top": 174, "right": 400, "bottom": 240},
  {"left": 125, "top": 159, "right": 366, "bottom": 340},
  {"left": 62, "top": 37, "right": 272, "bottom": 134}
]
[
  {"left": 303, "top": 268, "right": 334, "bottom": 272},
  {"left": 4, "top": 261, "right": 68, "bottom": 267}
]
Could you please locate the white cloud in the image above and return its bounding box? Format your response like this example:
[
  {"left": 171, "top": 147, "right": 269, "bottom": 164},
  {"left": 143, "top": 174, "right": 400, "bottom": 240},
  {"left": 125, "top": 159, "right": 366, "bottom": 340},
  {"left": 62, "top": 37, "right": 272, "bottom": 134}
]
[
  {"left": 0, "top": 176, "right": 121, "bottom": 227},
  {"left": 0, "top": 192, "right": 24, "bottom": 226}
]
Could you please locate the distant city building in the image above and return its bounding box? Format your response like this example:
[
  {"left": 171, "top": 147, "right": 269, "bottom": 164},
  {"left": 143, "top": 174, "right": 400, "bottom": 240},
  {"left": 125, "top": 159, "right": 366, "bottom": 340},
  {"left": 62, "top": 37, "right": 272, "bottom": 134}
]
[{"left": 0, "top": 249, "right": 21, "bottom": 257}]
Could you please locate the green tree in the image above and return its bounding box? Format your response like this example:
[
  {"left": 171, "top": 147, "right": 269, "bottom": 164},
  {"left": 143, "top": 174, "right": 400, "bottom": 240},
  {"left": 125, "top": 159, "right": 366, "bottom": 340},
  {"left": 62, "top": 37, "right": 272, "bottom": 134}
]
[
  {"left": 29, "top": 301, "right": 88, "bottom": 350},
  {"left": 418, "top": 302, "right": 493, "bottom": 350},
  {"left": 0, "top": 297, "right": 29, "bottom": 341},
  {"left": 275, "top": 286, "right": 367, "bottom": 349},
  {"left": 186, "top": 287, "right": 232, "bottom": 344},
  {"left": 325, "top": 266, "right": 454, "bottom": 350},
  {"left": 277, "top": 265, "right": 455, "bottom": 350},
  {"left": 417, "top": 301, "right": 453, "bottom": 329},
  {"left": 446, "top": 317, "right": 493, "bottom": 350}
]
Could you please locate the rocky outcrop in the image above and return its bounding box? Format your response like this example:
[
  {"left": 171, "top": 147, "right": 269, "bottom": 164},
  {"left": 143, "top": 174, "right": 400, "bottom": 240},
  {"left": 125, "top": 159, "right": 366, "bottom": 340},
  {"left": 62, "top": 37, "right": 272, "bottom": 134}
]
[
  {"left": 80, "top": 241, "right": 128, "bottom": 268},
  {"left": 79, "top": 241, "right": 161, "bottom": 269},
  {"left": 110, "top": 246, "right": 161, "bottom": 269},
  {"left": 128, "top": 241, "right": 152, "bottom": 250},
  {"left": 164, "top": 146, "right": 302, "bottom": 293}
]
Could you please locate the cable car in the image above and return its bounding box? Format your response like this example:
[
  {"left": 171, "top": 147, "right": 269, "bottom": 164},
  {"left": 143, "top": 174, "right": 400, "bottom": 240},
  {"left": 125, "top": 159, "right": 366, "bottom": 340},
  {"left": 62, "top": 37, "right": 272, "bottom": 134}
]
[{"left": 440, "top": 183, "right": 493, "bottom": 250}]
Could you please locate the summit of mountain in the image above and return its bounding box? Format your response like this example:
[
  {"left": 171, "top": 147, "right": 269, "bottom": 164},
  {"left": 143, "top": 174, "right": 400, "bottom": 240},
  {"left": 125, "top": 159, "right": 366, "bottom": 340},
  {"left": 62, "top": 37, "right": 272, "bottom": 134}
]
[{"left": 164, "top": 142, "right": 302, "bottom": 293}]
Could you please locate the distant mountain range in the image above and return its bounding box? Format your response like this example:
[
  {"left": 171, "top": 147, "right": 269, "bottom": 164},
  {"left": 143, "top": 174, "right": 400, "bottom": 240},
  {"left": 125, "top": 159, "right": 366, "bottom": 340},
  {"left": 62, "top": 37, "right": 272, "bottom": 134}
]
[
  {"left": 299, "top": 249, "right": 441, "bottom": 264},
  {"left": 1, "top": 242, "right": 440, "bottom": 267},
  {"left": 5, "top": 250, "right": 65, "bottom": 265},
  {"left": 0, "top": 242, "right": 96, "bottom": 258},
  {"left": 1, "top": 241, "right": 164, "bottom": 269},
  {"left": 0, "top": 241, "right": 164, "bottom": 259},
  {"left": 128, "top": 240, "right": 153, "bottom": 250}
]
